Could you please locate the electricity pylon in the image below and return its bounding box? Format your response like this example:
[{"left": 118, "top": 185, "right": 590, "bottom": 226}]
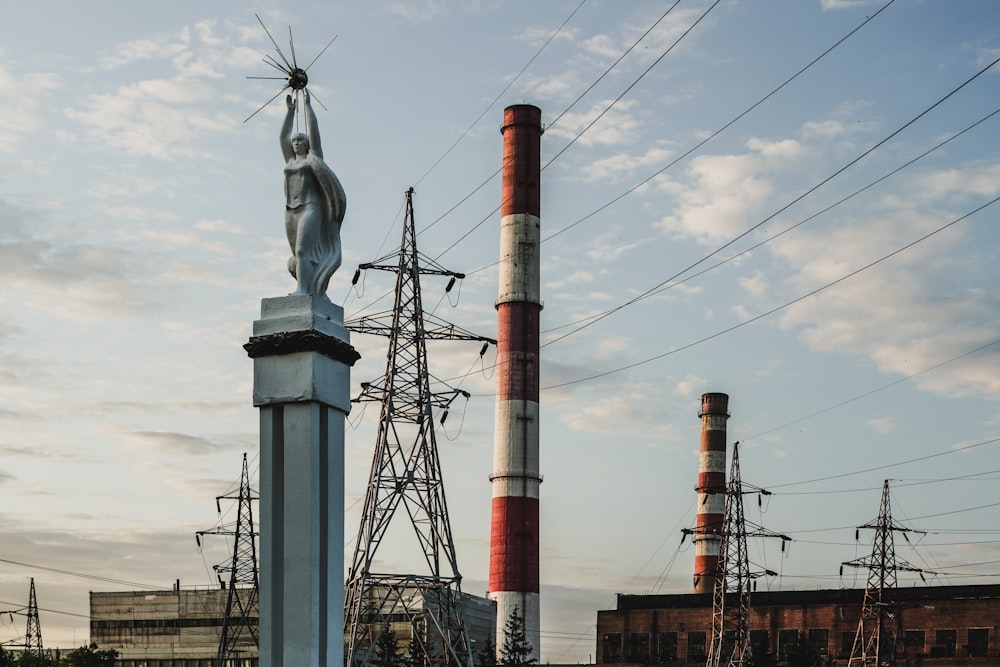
[
  {"left": 196, "top": 453, "right": 260, "bottom": 667},
  {"left": 343, "top": 188, "right": 494, "bottom": 667},
  {"left": 1, "top": 578, "right": 43, "bottom": 654},
  {"left": 842, "top": 480, "right": 925, "bottom": 667},
  {"left": 706, "top": 442, "right": 789, "bottom": 667}
]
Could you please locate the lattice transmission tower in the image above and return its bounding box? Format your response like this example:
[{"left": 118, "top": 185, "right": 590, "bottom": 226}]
[
  {"left": 1, "top": 578, "right": 43, "bottom": 655},
  {"left": 344, "top": 188, "right": 494, "bottom": 667},
  {"left": 196, "top": 453, "right": 260, "bottom": 667},
  {"left": 842, "top": 479, "right": 925, "bottom": 667},
  {"left": 705, "top": 442, "right": 789, "bottom": 667}
]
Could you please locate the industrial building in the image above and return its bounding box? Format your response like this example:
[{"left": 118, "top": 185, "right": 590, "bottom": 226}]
[
  {"left": 596, "top": 584, "right": 1000, "bottom": 666},
  {"left": 90, "top": 587, "right": 255, "bottom": 667},
  {"left": 90, "top": 586, "right": 494, "bottom": 667}
]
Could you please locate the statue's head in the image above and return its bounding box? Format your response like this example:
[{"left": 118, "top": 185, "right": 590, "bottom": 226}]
[{"left": 291, "top": 133, "right": 310, "bottom": 156}]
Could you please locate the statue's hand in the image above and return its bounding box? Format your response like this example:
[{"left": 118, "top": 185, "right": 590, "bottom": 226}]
[
  {"left": 286, "top": 94, "right": 295, "bottom": 110},
  {"left": 303, "top": 89, "right": 311, "bottom": 106}
]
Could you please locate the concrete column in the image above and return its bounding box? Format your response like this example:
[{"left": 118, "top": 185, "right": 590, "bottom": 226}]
[{"left": 245, "top": 295, "right": 359, "bottom": 667}]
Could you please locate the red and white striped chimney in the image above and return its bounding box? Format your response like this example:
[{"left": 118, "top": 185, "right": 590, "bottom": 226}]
[
  {"left": 489, "top": 104, "right": 543, "bottom": 660},
  {"left": 692, "top": 392, "right": 729, "bottom": 594}
]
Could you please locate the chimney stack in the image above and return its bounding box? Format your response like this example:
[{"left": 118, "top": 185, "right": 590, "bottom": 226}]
[
  {"left": 489, "top": 104, "right": 543, "bottom": 660},
  {"left": 693, "top": 392, "right": 729, "bottom": 594}
]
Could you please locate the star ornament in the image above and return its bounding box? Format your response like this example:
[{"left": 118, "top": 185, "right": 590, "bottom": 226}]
[{"left": 245, "top": 13, "right": 337, "bottom": 123}]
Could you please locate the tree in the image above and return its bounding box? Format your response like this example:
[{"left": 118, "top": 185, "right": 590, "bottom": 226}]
[
  {"left": 0, "top": 647, "right": 16, "bottom": 667},
  {"left": 500, "top": 607, "right": 535, "bottom": 666},
  {"left": 61, "top": 644, "right": 118, "bottom": 667},
  {"left": 784, "top": 636, "right": 823, "bottom": 667},
  {"left": 476, "top": 636, "right": 497, "bottom": 667},
  {"left": 373, "top": 629, "right": 404, "bottom": 667}
]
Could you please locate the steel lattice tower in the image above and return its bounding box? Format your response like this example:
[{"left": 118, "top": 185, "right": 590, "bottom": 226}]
[
  {"left": 344, "top": 188, "right": 494, "bottom": 667},
  {"left": 705, "top": 442, "right": 788, "bottom": 667},
  {"left": 843, "top": 480, "right": 924, "bottom": 667},
  {"left": 197, "top": 453, "right": 260, "bottom": 667},
  {"left": 24, "top": 578, "right": 43, "bottom": 655},
  {"left": 2, "top": 578, "right": 44, "bottom": 654}
]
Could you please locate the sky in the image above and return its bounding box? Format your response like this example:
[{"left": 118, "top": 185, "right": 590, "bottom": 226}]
[{"left": 1, "top": 0, "right": 999, "bottom": 662}]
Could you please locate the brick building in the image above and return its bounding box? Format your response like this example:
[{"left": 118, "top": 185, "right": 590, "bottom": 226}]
[{"left": 597, "top": 584, "right": 1000, "bottom": 666}]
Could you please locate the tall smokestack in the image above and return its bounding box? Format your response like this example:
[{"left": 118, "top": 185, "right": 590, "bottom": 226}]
[
  {"left": 490, "top": 104, "right": 543, "bottom": 660},
  {"left": 693, "top": 392, "right": 729, "bottom": 594}
]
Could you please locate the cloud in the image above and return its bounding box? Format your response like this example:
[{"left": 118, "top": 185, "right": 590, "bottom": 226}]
[
  {"left": 543, "top": 99, "right": 642, "bottom": 147},
  {"left": 656, "top": 152, "right": 773, "bottom": 244},
  {"left": 0, "top": 65, "right": 60, "bottom": 153},
  {"left": 124, "top": 430, "right": 226, "bottom": 456},
  {"left": 820, "top": 0, "right": 877, "bottom": 10}
]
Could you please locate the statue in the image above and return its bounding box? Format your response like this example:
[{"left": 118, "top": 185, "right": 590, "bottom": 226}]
[{"left": 280, "top": 91, "right": 346, "bottom": 297}]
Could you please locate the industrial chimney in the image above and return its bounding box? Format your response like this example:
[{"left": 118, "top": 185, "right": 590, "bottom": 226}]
[
  {"left": 692, "top": 392, "right": 729, "bottom": 594},
  {"left": 489, "top": 104, "right": 543, "bottom": 660}
]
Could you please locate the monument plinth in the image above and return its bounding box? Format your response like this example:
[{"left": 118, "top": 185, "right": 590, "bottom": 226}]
[{"left": 246, "top": 295, "right": 358, "bottom": 667}]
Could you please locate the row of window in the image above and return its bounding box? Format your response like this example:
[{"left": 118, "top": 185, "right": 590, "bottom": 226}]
[{"left": 601, "top": 627, "right": 990, "bottom": 663}]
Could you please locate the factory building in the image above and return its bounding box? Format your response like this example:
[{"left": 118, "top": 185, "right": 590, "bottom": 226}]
[
  {"left": 90, "top": 586, "right": 493, "bottom": 667},
  {"left": 344, "top": 587, "right": 496, "bottom": 664},
  {"left": 90, "top": 587, "right": 255, "bottom": 667},
  {"left": 596, "top": 584, "right": 1000, "bottom": 665}
]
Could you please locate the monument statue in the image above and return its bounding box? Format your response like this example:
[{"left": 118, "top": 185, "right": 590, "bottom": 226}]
[{"left": 280, "top": 91, "right": 346, "bottom": 297}]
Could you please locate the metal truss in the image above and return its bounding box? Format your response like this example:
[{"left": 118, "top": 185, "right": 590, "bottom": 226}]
[
  {"left": 843, "top": 480, "right": 925, "bottom": 667},
  {"left": 344, "top": 188, "right": 494, "bottom": 667},
  {"left": 707, "top": 442, "right": 789, "bottom": 667},
  {"left": 196, "top": 453, "right": 260, "bottom": 667}
]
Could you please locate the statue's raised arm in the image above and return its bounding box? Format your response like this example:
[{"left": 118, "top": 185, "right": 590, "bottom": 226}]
[{"left": 281, "top": 92, "right": 346, "bottom": 298}]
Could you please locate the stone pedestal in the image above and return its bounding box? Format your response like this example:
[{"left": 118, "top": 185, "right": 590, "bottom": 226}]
[{"left": 245, "top": 295, "right": 359, "bottom": 667}]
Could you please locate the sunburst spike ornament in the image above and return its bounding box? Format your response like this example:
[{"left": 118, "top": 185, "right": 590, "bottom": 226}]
[{"left": 244, "top": 14, "right": 337, "bottom": 123}]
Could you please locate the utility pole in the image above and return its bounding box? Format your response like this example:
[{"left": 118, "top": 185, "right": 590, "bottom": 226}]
[
  {"left": 842, "top": 480, "right": 925, "bottom": 667},
  {"left": 343, "top": 188, "right": 494, "bottom": 667},
  {"left": 700, "top": 442, "right": 789, "bottom": 667},
  {"left": 1, "top": 578, "right": 43, "bottom": 655},
  {"left": 197, "top": 453, "right": 260, "bottom": 667}
]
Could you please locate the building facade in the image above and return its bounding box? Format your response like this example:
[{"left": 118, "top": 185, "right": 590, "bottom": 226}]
[
  {"left": 91, "top": 587, "right": 256, "bottom": 667},
  {"left": 597, "top": 584, "right": 1000, "bottom": 666}
]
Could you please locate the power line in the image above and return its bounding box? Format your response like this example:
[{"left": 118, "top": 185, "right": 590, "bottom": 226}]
[
  {"left": 414, "top": 0, "right": 587, "bottom": 190},
  {"left": 540, "top": 103, "right": 1000, "bottom": 338},
  {"left": 767, "top": 437, "right": 1000, "bottom": 491},
  {"left": 428, "top": 0, "right": 709, "bottom": 260},
  {"left": 539, "top": 51, "right": 1000, "bottom": 349},
  {"left": 0, "top": 558, "right": 162, "bottom": 590},
  {"left": 539, "top": 194, "right": 999, "bottom": 390}
]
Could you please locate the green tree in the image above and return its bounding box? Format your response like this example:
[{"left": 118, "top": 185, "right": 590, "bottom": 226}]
[
  {"left": 17, "top": 651, "right": 57, "bottom": 667},
  {"left": 0, "top": 647, "right": 16, "bottom": 667},
  {"left": 373, "top": 629, "right": 405, "bottom": 667},
  {"left": 500, "top": 607, "right": 535, "bottom": 666},
  {"left": 476, "top": 636, "right": 498, "bottom": 667},
  {"left": 61, "top": 644, "right": 117, "bottom": 667},
  {"left": 784, "top": 635, "right": 823, "bottom": 667}
]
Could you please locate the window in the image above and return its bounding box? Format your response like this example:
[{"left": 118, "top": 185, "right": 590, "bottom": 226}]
[
  {"left": 778, "top": 629, "right": 799, "bottom": 661},
  {"left": 687, "top": 631, "right": 707, "bottom": 663},
  {"left": 839, "top": 631, "right": 855, "bottom": 659},
  {"left": 904, "top": 630, "right": 925, "bottom": 655},
  {"left": 968, "top": 628, "right": 989, "bottom": 657},
  {"left": 749, "top": 630, "right": 769, "bottom": 662},
  {"left": 934, "top": 630, "right": 956, "bottom": 658},
  {"left": 656, "top": 632, "right": 677, "bottom": 664},
  {"left": 808, "top": 629, "right": 829, "bottom": 658},
  {"left": 627, "top": 632, "right": 650, "bottom": 663},
  {"left": 602, "top": 633, "right": 622, "bottom": 663}
]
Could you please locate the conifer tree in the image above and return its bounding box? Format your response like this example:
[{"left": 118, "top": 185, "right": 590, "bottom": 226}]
[
  {"left": 500, "top": 607, "right": 535, "bottom": 666},
  {"left": 373, "top": 629, "right": 404, "bottom": 667},
  {"left": 476, "top": 636, "right": 498, "bottom": 667}
]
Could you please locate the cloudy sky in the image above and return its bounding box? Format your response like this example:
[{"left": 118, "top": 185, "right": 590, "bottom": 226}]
[{"left": 1, "top": 0, "right": 999, "bottom": 662}]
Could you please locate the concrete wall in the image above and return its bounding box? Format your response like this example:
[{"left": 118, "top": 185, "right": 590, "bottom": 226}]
[{"left": 90, "top": 588, "right": 258, "bottom": 667}]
